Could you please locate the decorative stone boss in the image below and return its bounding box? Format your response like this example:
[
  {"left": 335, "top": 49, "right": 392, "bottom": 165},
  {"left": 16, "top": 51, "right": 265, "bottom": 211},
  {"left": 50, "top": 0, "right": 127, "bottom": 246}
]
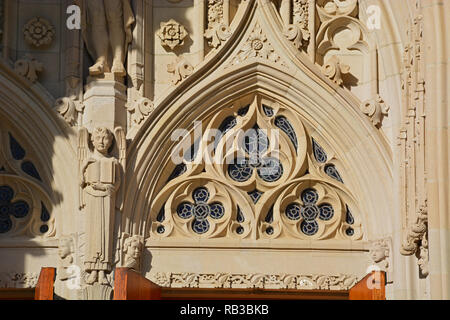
[{"left": 77, "top": 0, "right": 135, "bottom": 77}]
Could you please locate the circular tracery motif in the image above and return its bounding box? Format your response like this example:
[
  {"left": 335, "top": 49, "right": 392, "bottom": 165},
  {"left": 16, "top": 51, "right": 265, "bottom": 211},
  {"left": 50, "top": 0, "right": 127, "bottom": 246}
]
[
  {"left": 176, "top": 187, "right": 225, "bottom": 234},
  {"left": 0, "top": 185, "right": 30, "bottom": 234},
  {"left": 284, "top": 188, "right": 334, "bottom": 236}
]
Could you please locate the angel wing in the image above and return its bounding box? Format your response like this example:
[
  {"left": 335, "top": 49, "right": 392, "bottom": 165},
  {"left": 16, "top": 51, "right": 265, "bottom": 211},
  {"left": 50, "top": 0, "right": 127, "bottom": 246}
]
[
  {"left": 114, "top": 127, "right": 127, "bottom": 211},
  {"left": 78, "top": 127, "right": 90, "bottom": 209}
]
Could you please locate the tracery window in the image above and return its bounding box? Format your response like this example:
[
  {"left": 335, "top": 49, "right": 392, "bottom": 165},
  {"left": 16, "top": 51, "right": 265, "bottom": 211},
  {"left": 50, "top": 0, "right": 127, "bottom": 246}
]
[
  {"left": 151, "top": 95, "right": 362, "bottom": 241},
  {"left": 0, "top": 128, "right": 54, "bottom": 238}
]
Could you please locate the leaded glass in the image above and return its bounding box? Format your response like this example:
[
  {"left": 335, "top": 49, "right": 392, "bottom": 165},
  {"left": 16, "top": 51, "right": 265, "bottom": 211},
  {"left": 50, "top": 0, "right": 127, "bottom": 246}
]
[
  {"left": 40, "top": 225, "right": 49, "bottom": 233},
  {"left": 236, "top": 226, "right": 244, "bottom": 235},
  {"left": 346, "top": 228, "right": 354, "bottom": 236},
  {"left": 243, "top": 126, "right": 269, "bottom": 157},
  {"left": 285, "top": 203, "right": 301, "bottom": 220},
  {"left": 193, "top": 187, "right": 209, "bottom": 203},
  {"left": 228, "top": 160, "right": 253, "bottom": 182},
  {"left": 209, "top": 203, "right": 225, "bottom": 219},
  {"left": 248, "top": 190, "right": 263, "bottom": 204},
  {"left": 301, "top": 204, "right": 319, "bottom": 221},
  {"left": 0, "top": 185, "right": 30, "bottom": 234},
  {"left": 312, "top": 138, "right": 327, "bottom": 163},
  {"left": 167, "top": 163, "right": 187, "bottom": 182},
  {"left": 237, "top": 207, "right": 245, "bottom": 223},
  {"left": 325, "top": 164, "right": 344, "bottom": 183},
  {"left": 257, "top": 158, "right": 283, "bottom": 182},
  {"left": 192, "top": 219, "right": 210, "bottom": 234},
  {"left": 319, "top": 204, "right": 334, "bottom": 221},
  {"left": 177, "top": 202, "right": 194, "bottom": 219},
  {"left": 301, "top": 220, "right": 319, "bottom": 236},
  {"left": 262, "top": 105, "right": 274, "bottom": 117},
  {"left": 9, "top": 134, "right": 25, "bottom": 160},
  {"left": 237, "top": 105, "right": 250, "bottom": 116},
  {"left": 275, "top": 116, "right": 298, "bottom": 150},
  {"left": 265, "top": 206, "right": 274, "bottom": 223},
  {"left": 218, "top": 116, "right": 237, "bottom": 135},
  {"left": 157, "top": 226, "right": 165, "bottom": 234},
  {"left": 21, "top": 161, "right": 42, "bottom": 181},
  {"left": 301, "top": 189, "right": 319, "bottom": 205},
  {"left": 346, "top": 206, "right": 354, "bottom": 225},
  {"left": 193, "top": 203, "right": 210, "bottom": 221},
  {"left": 40, "top": 203, "right": 50, "bottom": 222},
  {"left": 157, "top": 207, "right": 165, "bottom": 222}
]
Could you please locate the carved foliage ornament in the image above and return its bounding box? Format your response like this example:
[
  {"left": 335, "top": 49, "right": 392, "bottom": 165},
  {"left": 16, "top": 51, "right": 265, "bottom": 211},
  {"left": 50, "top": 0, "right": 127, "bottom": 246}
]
[
  {"left": 360, "top": 95, "right": 390, "bottom": 127},
  {"left": 23, "top": 17, "right": 55, "bottom": 47},
  {"left": 283, "top": 0, "right": 311, "bottom": 50},
  {"left": 150, "top": 272, "right": 358, "bottom": 290},
  {"left": 167, "top": 56, "right": 194, "bottom": 85},
  {"left": 14, "top": 55, "right": 43, "bottom": 83},
  {"left": 321, "top": 55, "right": 350, "bottom": 86},
  {"left": 157, "top": 19, "right": 188, "bottom": 50},
  {"left": 55, "top": 97, "right": 84, "bottom": 127},
  {"left": 150, "top": 96, "right": 362, "bottom": 241},
  {"left": 126, "top": 97, "right": 154, "bottom": 125},
  {"left": 204, "top": 0, "right": 231, "bottom": 49}
]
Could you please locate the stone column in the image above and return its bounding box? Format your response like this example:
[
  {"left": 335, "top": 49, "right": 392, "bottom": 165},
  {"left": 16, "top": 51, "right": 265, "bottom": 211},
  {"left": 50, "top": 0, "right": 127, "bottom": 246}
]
[{"left": 83, "top": 74, "right": 127, "bottom": 133}]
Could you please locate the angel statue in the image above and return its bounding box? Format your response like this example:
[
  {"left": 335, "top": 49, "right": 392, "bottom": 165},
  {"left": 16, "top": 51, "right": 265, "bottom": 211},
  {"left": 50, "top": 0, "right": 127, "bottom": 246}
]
[
  {"left": 76, "top": 0, "right": 135, "bottom": 77},
  {"left": 78, "top": 126, "right": 126, "bottom": 285}
]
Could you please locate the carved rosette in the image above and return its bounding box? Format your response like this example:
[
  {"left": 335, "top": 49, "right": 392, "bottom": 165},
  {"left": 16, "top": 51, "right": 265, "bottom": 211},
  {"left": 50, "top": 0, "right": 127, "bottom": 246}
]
[
  {"left": 23, "top": 17, "right": 55, "bottom": 47},
  {"left": 157, "top": 19, "right": 188, "bottom": 50}
]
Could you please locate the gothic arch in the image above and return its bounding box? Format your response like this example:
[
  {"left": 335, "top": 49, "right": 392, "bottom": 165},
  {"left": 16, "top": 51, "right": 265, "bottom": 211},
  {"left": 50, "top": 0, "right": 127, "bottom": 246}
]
[{"left": 0, "top": 61, "right": 78, "bottom": 240}]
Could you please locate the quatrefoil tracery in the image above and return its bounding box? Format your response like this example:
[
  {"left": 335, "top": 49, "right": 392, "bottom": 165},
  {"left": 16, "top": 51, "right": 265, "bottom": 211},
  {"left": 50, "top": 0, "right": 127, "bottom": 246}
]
[{"left": 0, "top": 185, "right": 30, "bottom": 234}]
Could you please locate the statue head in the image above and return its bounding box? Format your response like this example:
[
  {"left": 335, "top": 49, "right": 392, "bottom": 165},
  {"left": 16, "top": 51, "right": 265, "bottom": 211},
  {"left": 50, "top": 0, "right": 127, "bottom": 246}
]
[
  {"left": 370, "top": 240, "right": 389, "bottom": 263},
  {"left": 123, "top": 236, "right": 143, "bottom": 262},
  {"left": 91, "top": 127, "right": 113, "bottom": 154},
  {"left": 58, "top": 237, "right": 74, "bottom": 259}
]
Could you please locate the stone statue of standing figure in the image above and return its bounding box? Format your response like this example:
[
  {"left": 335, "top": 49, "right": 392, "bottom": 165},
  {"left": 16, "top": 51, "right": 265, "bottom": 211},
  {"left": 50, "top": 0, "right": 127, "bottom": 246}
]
[
  {"left": 77, "top": 0, "right": 135, "bottom": 77},
  {"left": 78, "top": 127, "right": 126, "bottom": 285}
]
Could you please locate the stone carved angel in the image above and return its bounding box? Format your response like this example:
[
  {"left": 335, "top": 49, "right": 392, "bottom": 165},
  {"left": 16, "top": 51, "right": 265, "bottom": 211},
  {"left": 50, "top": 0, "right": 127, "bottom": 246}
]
[
  {"left": 76, "top": 0, "right": 135, "bottom": 77},
  {"left": 78, "top": 127, "right": 126, "bottom": 285}
]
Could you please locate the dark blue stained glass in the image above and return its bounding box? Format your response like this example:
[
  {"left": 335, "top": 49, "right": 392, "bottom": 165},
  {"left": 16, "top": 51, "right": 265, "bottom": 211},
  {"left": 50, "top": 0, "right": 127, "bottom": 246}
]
[
  {"left": 218, "top": 116, "right": 237, "bottom": 135},
  {"left": 301, "top": 189, "right": 319, "bottom": 205},
  {"left": 262, "top": 105, "right": 274, "bottom": 117},
  {"left": 40, "top": 203, "right": 50, "bottom": 222},
  {"left": 266, "top": 226, "right": 274, "bottom": 235},
  {"left": 194, "top": 203, "right": 210, "bottom": 221},
  {"left": 237, "top": 105, "right": 250, "bottom": 116},
  {"left": 0, "top": 186, "right": 14, "bottom": 203},
  {"left": 285, "top": 203, "right": 301, "bottom": 220},
  {"left": 228, "top": 160, "right": 252, "bottom": 182},
  {"left": 168, "top": 163, "right": 187, "bottom": 182},
  {"left": 236, "top": 226, "right": 244, "bottom": 235},
  {"left": 0, "top": 218, "right": 12, "bottom": 234},
  {"left": 301, "top": 220, "right": 319, "bottom": 236},
  {"left": 346, "top": 228, "right": 354, "bottom": 236},
  {"left": 243, "top": 126, "right": 269, "bottom": 157},
  {"left": 248, "top": 190, "right": 263, "bottom": 204},
  {"left": 275, "top": 116, "right": 298, "bottom": 150},
  {"left": 346, "top": 206, "right": 355, "bottom": 225},
  {"left": 193, "top": 187, "right": 209, "bottom": 203},
  {"left": 40, "top": 225, "right": 49, "bottom": 233},
  {"left": 9, "top": 134, "right": 26, "bottom": 160},
  {"left": 301, "top": 204, "right": 319, "bottom": 221},
  {"left": 192, "top": 219, "right": 209, "bottom": 234},
  {"left": 257, "top": 157, "right": 283, "bottom": 182},
  {"left": 265, "top": 206, "right": 274, "bottom": 223},
  {"left": 0, "top": 185, "right": 30, "bottom": 234},
  {"left": 11, "top": 201, "right": 29, "bottom": 219},
  {"left": 157, "top": 207, "right": 165, "bottom": 222},
  {"left": 319, "top": 204, "right": 334, "bottom": 221},
  {"left": 177, "top": 202, "right": 194, "bottom": 219},
  {"left": 21, "top": 161, "right": 42, "bottom": 181},
  {"left": 325, "top": 164, "right": 344, "bottom": 183},
  {"left": 157, "top": 226, "right": 165, "bottom": 234},
  {"left": 209, "top": 203, "right": 225, "bottom": 219},
  {"left": 237, "top": 207, "right": 245, "bottom": 223},
  {"left": 312, "top": 138, "right": 327, "bottom": 163}
]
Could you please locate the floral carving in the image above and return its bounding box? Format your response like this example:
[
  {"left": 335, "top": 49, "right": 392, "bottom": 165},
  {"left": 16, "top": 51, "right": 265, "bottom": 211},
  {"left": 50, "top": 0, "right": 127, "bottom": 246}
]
[
  {"left": 126, "top": 97, "right": 154, "bottom": 125},
  {"left": 167, "top": 56, "right": 194, "bottom": 85},
  {"left": 230, "top": 23, "right": 281, "bottom": 66},
  {"left": 321, "top": 55, "right": 350, "bottom": 86},
  {"left": 283, "top": 0, "right": 311, "bottom": 50},
  {"left": 204, "top": 0, "right": 231, "bottom": 49},
  {"left": 14, "top": 55, "right": 43, "bottom": 83},
  {"left": 157, "top": 19, "right": 188, "bottom": 50},
  {"left": 54, "top": 97, "right": 84, "bottom": 127},
  {"left": 23, "top": 17, "right": 55, "bottom": 47},
  {"left": 150, "top": 272, "right": 358, "bottom": 290},
  {"left": 360, "top": 95, "right": 390, "bottom": 127},
  {"left": 0, "top": 272, "right": 39, "bottom": 288}
]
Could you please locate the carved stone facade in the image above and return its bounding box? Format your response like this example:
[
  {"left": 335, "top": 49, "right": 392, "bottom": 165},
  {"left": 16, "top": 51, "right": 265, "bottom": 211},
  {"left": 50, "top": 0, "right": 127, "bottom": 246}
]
[{"left": 0, "top": 0, "right": 448, "bottom": 300}]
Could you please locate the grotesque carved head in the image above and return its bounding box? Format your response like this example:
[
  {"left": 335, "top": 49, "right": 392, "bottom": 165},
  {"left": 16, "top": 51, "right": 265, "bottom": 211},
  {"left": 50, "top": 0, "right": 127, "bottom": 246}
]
[{"left": 91, "top": 127, "right": 113, "bottom": 154}]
